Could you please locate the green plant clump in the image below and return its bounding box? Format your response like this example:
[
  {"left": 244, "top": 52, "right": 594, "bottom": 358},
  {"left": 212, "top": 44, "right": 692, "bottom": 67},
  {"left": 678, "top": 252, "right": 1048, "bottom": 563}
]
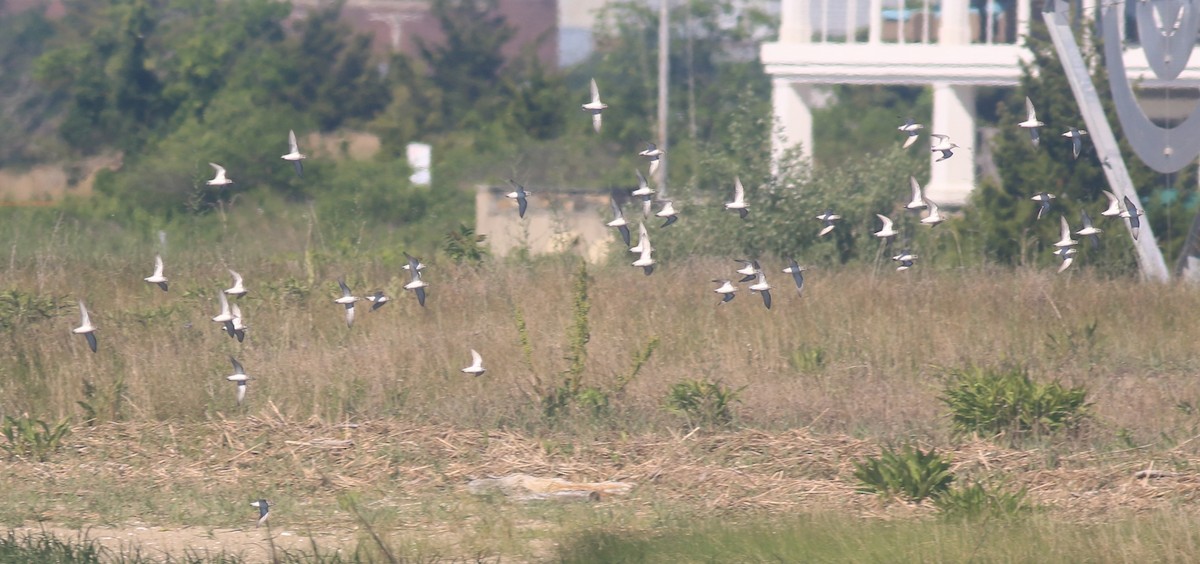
[
  {"left": 934, "top": 480, "right": 1032, "bottom": 522},
  {"left": 665, "top": 379, "right": 745, "bottom": 428},
  {"left": 853, "top": 444, "right": 954, "bottom": 503},
  {"left": 940, "top": 366, "right": 1091, "bottom": 441},
  {"left": 1, "top": 414, "right": 72, "bottom": 462}
]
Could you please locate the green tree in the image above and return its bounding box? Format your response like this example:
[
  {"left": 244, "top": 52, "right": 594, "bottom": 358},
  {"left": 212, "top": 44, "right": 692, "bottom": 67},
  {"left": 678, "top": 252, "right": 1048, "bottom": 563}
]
[{"left": 416, "top": 0, "right": 516, "bottom": 130}]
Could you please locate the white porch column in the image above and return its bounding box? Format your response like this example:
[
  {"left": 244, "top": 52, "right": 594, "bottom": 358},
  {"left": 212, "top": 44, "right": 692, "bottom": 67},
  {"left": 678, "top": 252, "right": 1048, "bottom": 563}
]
[
  {"left": 780, "top": 0, "right": 811, "bottom": 43},
  {"left": 869, "top": 0, "right": 883, "bottom": 43},
  {"left": 771, "top": 79, "right": 815, "bottom": 166},
  {"left": 939, "top": 0, "right": 971, "bottom": 44},
  {"left": 927, "top": 82, "right": 976, "bottom": 206},
  {"left": 1016, "top": 0, "right": 1031, "bottom": 44}
]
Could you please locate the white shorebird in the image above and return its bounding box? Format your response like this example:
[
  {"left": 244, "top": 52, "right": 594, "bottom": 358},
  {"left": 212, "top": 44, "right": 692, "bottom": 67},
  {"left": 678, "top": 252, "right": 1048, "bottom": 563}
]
[
  {"left": 227, "top": 356, "right": 250, "bottom": 406},
  {"left": 401, "top": 257, "right": 426, "bottom": 272},
  {"left": 73, "top": 300, "right": 97, "bottom": 353},
  {"left": 282, "top": 129, "right": 306, "bottom": 177},
  {"left": 712, "top": 279, "right": 737, "bottom": 304},
  {"left": 206, "top": 163, "right": 233, "bottom": 186},
  {"left": 898, "top": 118, "right": 923, "bottom": 149},
  {"left": 1031, "top": 192, "right": 1056, "bottom": 221},
  {"left": 782, "top": 258, "right": 806, "bottom": 296},
  {"left": 581, "top": 77, "right": 607, "bottom": 133},
  {"left": 1076, "top": 209, "right": 1102, "bottom": 247},
  {"left": 1062, "top": 127, "right": 1089, "bottom": 159},
  {"left": 816, "top": 209, "right": 841, "bottom": 237},
  {"left": 461, "top": 349, "right": 486, "bottom": 376},
  {"left": 366, "top": 290, "right": 389, "bottom": 311},
  {"left": 639, "top": 142, "right": 664, "bottom": 176},
  {"left": 225, "top": 269, "right": 247, "bottom": 297},
  {"left": 251, "top": 500, "right": 269, "bottom": 527},
  {"left": 335, "top": 279, "right": 360, "bottom": 328},
  {"left": 607, "top": 197, "right": 631, "bottom": 247},
  {"left": 631, "top": 223, "right": 655, "bottom": 275},
  {"left": 144, "top": 255, "right": 168, "bottom": 291},
  {"left": 921, "top": 198, "right": 945, "bottom": 227},
  {"left": 748, "top": 270, "right": 773, "bottom": 309},
  {"left": 505, "top": 179, "right": 530, "bottom": 219},
  {"left": 633, "top": 169, "right": 654, "bottom": 198},
  {"left": 1018, "top": 96, "right": 1045, "bottom": 146},
  {"left": 404, "top": 253, "right": 429, "bottom": 306},
  {"left": 230, "top": 303, "right": 246, "bottom": 343},
  {"left": 1054, "top": 246, "right": 1077, "bottom": 273},
  {"left": 734, "top": 259, "right": 759, "bottom": 283},
  {"left": 892, "top": 249, "right": 918, "bottom": 271},
  {"left": 1101, "top": 190, "right": 1123, "bottom": 217},
  {"left": 725, "top": 176, "right": 749, "bottom": 219},
  {"left": 1054, "top": 215, "right": 1079, "bottom": 248},
  {"left": 1121, "top": 195, "right": 1144, "bottom": 240},
  {"left": 906, "top": 176, "right": 928, "bottom": 210},
  {"left": 874, "top": 214, "right": 898, "bottom": 241},
  {"left": 655, "top": 200, "right": 678, "bottom": 228},
  {"left": 213, "top": 292, "right": 236, "bottom": 337},
  {"left": 630, "top": 221, "right": 652, "bottom": 254},
  {"left": 929, "top": 134, "right": 959, "bottom": 162},
  {"left": 640, "top": 192, "right": 653, "bottom": 219}
]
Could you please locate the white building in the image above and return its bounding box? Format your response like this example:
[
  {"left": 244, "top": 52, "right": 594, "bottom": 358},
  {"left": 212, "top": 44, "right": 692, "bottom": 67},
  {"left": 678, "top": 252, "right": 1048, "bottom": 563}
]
[{"left": 762, "top": 0, "right": 1200, "bottom": 205}]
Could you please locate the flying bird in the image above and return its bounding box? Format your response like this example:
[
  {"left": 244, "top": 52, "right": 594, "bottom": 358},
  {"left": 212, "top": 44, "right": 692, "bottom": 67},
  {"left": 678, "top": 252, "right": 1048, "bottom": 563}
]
[
  {"left": 892, "top": 249, "right": 918, "bottom": 271},
  {"left": 212, "top": 291, "right": 236, "bottom": 337},
  {"left": 144, "top": 254, "right": 168, "bottom": 291},
  {"left": 921, "top": 198, "right": 945, "bottom": 227},
  {"left": 227, "top": 356, "right": 250, "bottom": 406},
  {"left": 1031, "top": 192, "right": 1056, "bottom": 221},
  {"left": 734, "top": 259, "right": 760, "bottom": 283},
  {"left": 629, "top": 221, "right": 652, "bottom": 255},
  {"left": 898, "top": 118, "right": 923, "bottom": 149},
  {"left": 505, "top": 179, "right": 531, "bottom": 219},
  {"left": 1076, "top": 209, "right": 1102, "bottom": 247},
  {"left": 230, "top": 303, "right": 247, "bottom": 343},
  {"left": 748, "top": 270, "right": 773, "bottom": 309},
  {"left": 638, "top": 142, "right": 664, "bottom": 176},
  {"left": 334, "top": 278, "right": 360, "bottom": 328},
  {"left": 929, "top": 134, "right": 959, "bottom": 162},
  {"left": 1100, "top": 190, "right": 1123, "bottom": 217},
  {"left": 1062, "top": 127, "right": 1089, "bottom": 159},
  {"left": 282, "top": 129, "right": 306, "bottom": 177},
  {"left": 206, "top": 163, "right": 233, "bottom": 186},
  {"left": 1054, "top": 215, "right": 1079, "bottom": 248},
  {"left": 582, "top": 78, "right": 608, "bottom": 133},
  {"left": 655, "top": 200, "right": 678, "bottom": 228},
  {"left": 712, "top": 279, "right": 737, "bottom": 304},
  {"left": 1018, "top": 97, "right": 1045, "bottom": 146},
  {"left": 366, "top": 290, "right": 390, "bottom": 311},
  {"left": 251, "top": 500, "right": 269, "bottom": 527},
  {"left": 782, "top": 258, "right": 806, "bottom": 296},
  {"left": 225, "top": 269, "right": 247, "bottom": 297},
  {"left": 816, "top": 209, "right": 841, "bottom": 237},
  {"left": 73, "top": 300, "right": 97, "bottom": 353},
  {"left": 631, "top": 223, "right": 655, "bottom": 275},
  {"left": 1121, "top": 196, "right": 1144, "bottom": 240},
  {"left": 1054, "top": 246, "right": 1077, "bottom": 273},
  {"left": 632, "top": 169, "right": 654, "bottom": 197},
  {"left": 403, "top": 253, "right": 429, "bottom": 306},
  {"left": 725, "top": 176, "right": 749, "bottom": 219},
  {"left": 607, "top": 197, "right": 632, "bottom": 247},
  {"left": 874, "top": 214, "right": 898, "bottom": 240},
  {"left": 461, "top": 349, "right": 486, "bottom": 376},
  {"left": 906, "top": 176, "right": 928, "bottom": 210}
]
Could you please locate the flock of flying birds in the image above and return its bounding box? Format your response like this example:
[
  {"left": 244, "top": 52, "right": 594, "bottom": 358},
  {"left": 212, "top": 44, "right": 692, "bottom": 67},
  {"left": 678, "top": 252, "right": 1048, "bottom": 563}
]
[{"left": 69, "top": 82, "right": 1145, "bottom": 411}]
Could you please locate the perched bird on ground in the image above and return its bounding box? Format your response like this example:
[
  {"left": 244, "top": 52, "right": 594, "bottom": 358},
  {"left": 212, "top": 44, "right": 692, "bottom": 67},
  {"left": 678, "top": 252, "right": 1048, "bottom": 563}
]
[
  {"left": 282, "top": 129, "right": 306, "bottom": 177},
  {"left": 206, "top": 163, "right": 233, "bottom": 186},
  {"left": 1101, "top": 190, "right": 1123, "bottom": 217},
  {"left": 906, "top": 176, "right": 928, "bottom": 210},
  {"left": 929, "top": 134, "right": 959, "bottom": 162},
  {"left": 227, "top": 356, "right": 250, "bottom": 406},
  {"left": 725, "top": 176, "right": 749, "bottom": 219},
  {"left": 334, "top": 279, "right": 360, "bottom": 328},
  {"left": 607, "top": 197, "right": 631, "bottom": 247},
  {"left": 1055, "top": 215, "right": 1078, "bottom": 248},
  {"left": 816, "top": 209, "right": 841, "bottom": 237},
  {"left": 505, "top": 179, "right": 531, "bottom": 219},
  {"left": 251, "top": 500, "right": 269, "bottom": 527},
  {"left": 1076, "top": 209, "right": 1102, "bottom": 247},
  {"left": 366, "top": 290, "right": 389, "bottom": 311},
  {"left": 712, "top": 279, "right": 737, "bottom": 304},
  {"left": 782, "top": 258, "right": 806, "bottom": 296},
  {"left": 898, "top": 118, "right": 923, "bottom": 149},
  {"left": 639, "top": 142, "right": 664, "bottom": 176},
  {"left": 582, "top": 78, "right": 607, "bottom": 133},
  {"left": 1031, "top": 192, "right": 1056, "bottom": 221},
  {"left": 1018, "top": 96, "right": 1045, "bottom": 146},
  {"left": 631, "top": 223, "right": 655, "bottom": 275},
  {"left": 874, "top": 214, "right": 898, "bottom": 241},
  {"left": 73, "top": 300, "right": 97, "bottom": 353},
  {"left": 403, "top": 253, "right": 429, "bottom": 307},
  {"left": 748, "top": 270, "right": 773, "bottom": 310},
  {"left": 225, "top": 269, "right": 247, "bottom": 297},
  {"left": 921, "top": 198, "right": 945, "bottom": 227},
  {"left": 461, "top": 349, "right": 486, "bottom": 377},
  {"left": 1062, "top": 127, "right": 1089, "bottom": 159},
  {"left": 1121, "top": 195, "right": 1144, "bottom": 240},
  {"left": 144, "top": 254, "right": 168, "bottom": 291}
]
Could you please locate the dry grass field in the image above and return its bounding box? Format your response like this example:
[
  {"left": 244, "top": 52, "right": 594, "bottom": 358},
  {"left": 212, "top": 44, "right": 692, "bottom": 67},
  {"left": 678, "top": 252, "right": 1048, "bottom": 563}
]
[{"left": 6, "top": 209, "right": 1200, "bottom": 560}]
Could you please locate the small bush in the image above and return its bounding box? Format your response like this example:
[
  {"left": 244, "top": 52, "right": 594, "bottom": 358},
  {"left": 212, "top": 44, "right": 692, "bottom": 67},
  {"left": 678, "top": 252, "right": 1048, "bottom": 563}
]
[
  {"left": 2, "top": 414, "right": 72, "bottom": 462},
  {"left": 665, "top": 379, "right": 744, "bottom": 428},
  {"left": 940, "top": 366, "right": 1090, "bottom": 441},
  {"left": 934, "top": 480, "right": 1032, "bottom": 522},
  {"left": 853, "top": 444, "right": 953, "bottom": 503}
]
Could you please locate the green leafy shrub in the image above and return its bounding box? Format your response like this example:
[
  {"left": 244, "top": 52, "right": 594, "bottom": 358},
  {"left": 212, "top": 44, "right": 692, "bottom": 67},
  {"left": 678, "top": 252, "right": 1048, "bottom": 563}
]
[
  {"left": 934, "top": 480, "right": 1032, "bottom": 522},
  {"left": 853, "top": 444, "right": 953, "bottom": 503},
  {"left": 665, "top": 379, "right": 744, "bottom": 428},
  {"left": 940, "top": 366, "right": 1090, "bottom": 441},
  {"left": 2, "top": 414, "right": 72, "bottom": 462}
]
